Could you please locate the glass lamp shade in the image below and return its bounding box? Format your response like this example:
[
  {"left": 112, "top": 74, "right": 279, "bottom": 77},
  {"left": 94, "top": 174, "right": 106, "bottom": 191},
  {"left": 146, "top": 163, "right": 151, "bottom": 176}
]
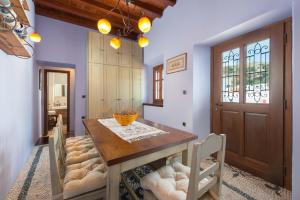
[
  {"left": 138, "top": 36, "right": 149, "bottom": 48},
  {"left": 97, "top": 18, "right": 111, "bottom": 34},
  {"left": 138, "top": 17, "right": 151, "bottom": 33},
  {"left": 110, "top": 37, "right": 121, "bottom": 49},
  {"left": 29, "top": 32, "right": 42, "bottom": 43}
]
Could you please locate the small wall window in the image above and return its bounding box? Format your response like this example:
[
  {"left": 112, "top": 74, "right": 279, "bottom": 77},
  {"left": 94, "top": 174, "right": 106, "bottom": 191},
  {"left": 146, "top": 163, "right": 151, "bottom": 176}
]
[{"left": 153, "top": 65, "right": 164, "bottom": 105}]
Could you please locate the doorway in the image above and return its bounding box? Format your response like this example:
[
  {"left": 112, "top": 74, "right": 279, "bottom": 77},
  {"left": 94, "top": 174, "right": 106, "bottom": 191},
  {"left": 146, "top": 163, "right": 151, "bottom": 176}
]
[
  {"left": 211, "top": 19, "right": 292, "bottom": 187},
  {"left": 44, "top": 70, "right": 70, "bottom": 137}
]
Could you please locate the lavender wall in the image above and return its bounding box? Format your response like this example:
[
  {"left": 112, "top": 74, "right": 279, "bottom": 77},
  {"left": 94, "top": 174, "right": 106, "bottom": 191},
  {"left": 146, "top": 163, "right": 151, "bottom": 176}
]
[
  {"left": 35, "top": 15, "right": 93, "bottom": 135},
  {"left": 292, "top": 0, "right": 300, "bottom": 199},
  {"left": 0, "top": 1, "right": 38, "bottom": 199},
  {"left": 143, "top": 0, "right": 292, "bottom": 138}
]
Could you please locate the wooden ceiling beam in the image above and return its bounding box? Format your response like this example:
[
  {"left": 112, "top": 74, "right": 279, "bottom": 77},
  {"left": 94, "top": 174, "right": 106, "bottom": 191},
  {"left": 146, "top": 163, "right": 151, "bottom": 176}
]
[
  {"left": 36, "top": 0, "right": 135, "bottom": 30},
  {"left": 162, "top": 0, "right": 176, "bottom": 7},
  {"left": 35, "top": 5, "right": 138, "bottom": 40},
  {"left": 79, "top": 0, "right": 139, "bottom": 23},
  {"left": 130, "top": 1, "right": 163, "bottom": 18}
]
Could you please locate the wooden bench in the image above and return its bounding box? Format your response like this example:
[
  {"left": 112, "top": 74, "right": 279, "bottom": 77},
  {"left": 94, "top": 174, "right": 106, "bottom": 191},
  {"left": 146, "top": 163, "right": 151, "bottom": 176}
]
[{"left": 49, "top": 123, "right": 107, "bottom": 200}]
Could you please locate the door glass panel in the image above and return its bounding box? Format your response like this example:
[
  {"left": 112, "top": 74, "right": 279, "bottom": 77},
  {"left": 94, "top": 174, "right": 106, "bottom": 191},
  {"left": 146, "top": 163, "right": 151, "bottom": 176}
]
[
  {"left": 221, "top": 48, "right": 240, "bottom": 103},
  {"left": 245, "top": 38, "right": 270, "bottom": 104}
]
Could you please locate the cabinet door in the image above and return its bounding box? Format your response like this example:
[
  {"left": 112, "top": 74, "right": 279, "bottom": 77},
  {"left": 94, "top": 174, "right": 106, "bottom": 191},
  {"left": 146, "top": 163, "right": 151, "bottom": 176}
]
[
  {"left": 132, "top": 42, "right": 143, "bottom": 68},
  {"left": 132, "top": 68, "right": 144, "bottom": 116},
  {"left": 88, "top": 32, "right": 104, "bottom": 63},
  {"left": 118, "top": 67, "right": 132, "bottom": 111},
  {"left": 104, "top": 35, "right": 119, "bottom": 65},
  {"left": 88, "top": 63, "right": 104, "bottom": 119},
  {"left": 104, "top": 65, "right": 119, "bottom": 117},
  {"left": 119, "top": 39, "right": 132, "bottom": 67}
]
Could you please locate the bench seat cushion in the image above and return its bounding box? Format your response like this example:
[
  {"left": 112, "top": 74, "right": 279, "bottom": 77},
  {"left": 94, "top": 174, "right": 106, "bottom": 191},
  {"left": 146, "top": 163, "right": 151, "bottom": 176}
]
[
  {"left": 63, "top": 157, "right": 107, "bottom": 199},
  {"left": 65, "top": 148, "right": 100, "bottom": 165},
  {"left": 65, "top": 136, "right": 92, "bottom": 148},
  {"left": 65, "top": 142, "right": 94, "bottom": 154}
]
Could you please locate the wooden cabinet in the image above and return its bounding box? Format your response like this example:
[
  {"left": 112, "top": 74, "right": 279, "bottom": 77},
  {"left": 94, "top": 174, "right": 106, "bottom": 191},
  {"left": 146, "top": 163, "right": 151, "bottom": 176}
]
[
  {"left": 88, "top": 63, "right": 104, "bottom": 119},
  {"left": 88, "top": 32, "right": 104, "bottom": 64},
  {"left": 104, "top": 35, "right": 119, "bottom": 65},
  {"left": 118, "top": 66, "right": 132, "bottom": 111},
  {"left": 119, "top": 40, "right": 132, "bottom": 67},
  {"left": 87, "top": 32, "right": 144, "bottom": 119},
  {"left": 132, "top": 68, "right": 144, "bottom": 116},
  {"left": 103, "top": 65, "right": 119, "bottom": 117}
]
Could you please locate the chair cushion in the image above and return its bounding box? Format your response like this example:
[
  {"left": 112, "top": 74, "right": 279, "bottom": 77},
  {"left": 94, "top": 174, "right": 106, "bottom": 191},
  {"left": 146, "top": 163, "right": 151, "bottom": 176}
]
[
  {"left": 141, "top": 162, "right": 190, "bottom": 200},
  {"left": 65, "top": 148, "right": 100, "bottom": 165},
  {"left": 141, "top": 161, "right": 215, "bottom": 200},
  {"left": 63, "top": 157, "right": 107, "bottom": 199},
  {"left": 65, "top": 142, "right": 94, "bottom": 154}
]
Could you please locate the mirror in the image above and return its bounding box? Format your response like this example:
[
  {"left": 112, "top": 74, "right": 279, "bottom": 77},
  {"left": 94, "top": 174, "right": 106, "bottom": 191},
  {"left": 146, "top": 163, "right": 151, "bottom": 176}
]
[{"left": 54, "top": 84, "right": 67, "bottom": 97}]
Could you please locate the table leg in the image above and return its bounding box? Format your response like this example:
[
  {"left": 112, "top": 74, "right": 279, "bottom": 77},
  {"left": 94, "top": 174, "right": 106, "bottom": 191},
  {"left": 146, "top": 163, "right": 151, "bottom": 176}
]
[
  {"left": 182, "top": 141, "right": 193, "bottom": 167},
  {"left": 106, "top": 164, "right": 121, "bottom": 200}
]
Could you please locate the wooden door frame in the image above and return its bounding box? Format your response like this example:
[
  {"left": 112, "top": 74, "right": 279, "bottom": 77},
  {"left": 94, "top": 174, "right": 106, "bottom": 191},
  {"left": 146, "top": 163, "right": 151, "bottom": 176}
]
[
  {"left": 210, "top": 18, "right": 292, "bottom": 189},
  {"left": 44, "top": 69, "right": 71, "bottom": 137},
  {"left": 283, "top": 17, "right": 292, "bottom": 190}
]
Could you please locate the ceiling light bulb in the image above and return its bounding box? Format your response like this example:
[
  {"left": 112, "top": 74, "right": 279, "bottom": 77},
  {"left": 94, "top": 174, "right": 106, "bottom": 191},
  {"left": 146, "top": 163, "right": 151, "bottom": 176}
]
[
  {"left": 138, "top": 17, "right": 151, "bottom": 33},
  {"left": 29, "top": 32, "right": 42, "bottom": 43},
  {"left": 110, "top": 37, "right": 121, "bottom": 49},
  {"left": 97, "top": 18, "right": 111, "bottom": 34},
  {"left": 138, "top": 36, "right": 149, "bottom": 48}
]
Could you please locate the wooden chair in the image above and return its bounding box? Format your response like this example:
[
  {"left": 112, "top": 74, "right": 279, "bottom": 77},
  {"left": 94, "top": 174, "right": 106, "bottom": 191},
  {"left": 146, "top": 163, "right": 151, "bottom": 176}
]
[
  {"left": 141, "top": 133, "right": 226, "bottom": 200},
  {"left": 49, "top": 127, "right": 107, "bottom": 200},
  {"left": 56, "top": 114, "right": 91, "bottom": 147}
]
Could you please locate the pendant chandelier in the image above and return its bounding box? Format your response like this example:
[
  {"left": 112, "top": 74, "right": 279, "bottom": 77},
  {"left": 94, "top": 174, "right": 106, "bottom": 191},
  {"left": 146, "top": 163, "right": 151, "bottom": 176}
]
[{"left": 97, "top": 0, "right": 151, "bottom": 49}]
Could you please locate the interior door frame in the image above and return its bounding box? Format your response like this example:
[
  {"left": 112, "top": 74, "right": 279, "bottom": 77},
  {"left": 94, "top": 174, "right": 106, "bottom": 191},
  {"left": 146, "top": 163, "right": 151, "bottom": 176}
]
[
  {"left": 44, "top": 69, "right": 71, "bottom": 137},
  {"left": 210, "top": 18, "right": 292, "bottom": 189}
]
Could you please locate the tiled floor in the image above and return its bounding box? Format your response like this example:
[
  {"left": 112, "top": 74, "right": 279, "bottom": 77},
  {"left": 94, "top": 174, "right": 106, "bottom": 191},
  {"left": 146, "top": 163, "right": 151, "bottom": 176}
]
[{"left": 6, "top": 146, "right": 291, "bottom": 200}]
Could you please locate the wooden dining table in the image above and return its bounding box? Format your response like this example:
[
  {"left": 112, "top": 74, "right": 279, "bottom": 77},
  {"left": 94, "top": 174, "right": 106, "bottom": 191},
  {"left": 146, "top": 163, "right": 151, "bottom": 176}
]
[{"left": 83, "top": 118, "right": 198, "bottom": 200}]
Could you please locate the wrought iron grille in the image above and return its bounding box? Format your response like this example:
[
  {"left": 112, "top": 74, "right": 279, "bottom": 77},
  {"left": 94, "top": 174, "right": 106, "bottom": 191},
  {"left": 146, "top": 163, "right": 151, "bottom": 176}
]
[
  {"left": 245, "top": 39, "right": 270, "bottom": 104},
  {"left": 221, "top": 48, "right": 240, "bottom": 103}
]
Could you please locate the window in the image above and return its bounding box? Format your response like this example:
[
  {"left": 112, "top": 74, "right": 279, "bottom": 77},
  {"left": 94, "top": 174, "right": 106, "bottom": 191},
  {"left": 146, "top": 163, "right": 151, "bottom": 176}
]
[
  {"left": 245, "top": 38, "right": 270, "bottom": 104},
  {"left": 221, "top": 48, "right": 240, "bottom": 103},
  {"left": 153, "top": 65, "right": 164, "bottom": 105},
  {"left": 220, "top": 38, "right": 270, "bottom": 104}
]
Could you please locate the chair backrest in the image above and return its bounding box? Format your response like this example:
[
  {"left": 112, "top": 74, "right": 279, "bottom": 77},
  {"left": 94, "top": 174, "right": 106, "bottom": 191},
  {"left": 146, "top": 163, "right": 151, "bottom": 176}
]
[
  {"left": 49, "top": 127, "right": 64, "bottom": 199},
  {"left": 56, "top": 114, "right": 65, "bottom": 144},
  {"left": 187, "top": 133, "right": 226, "bottom": 200}
]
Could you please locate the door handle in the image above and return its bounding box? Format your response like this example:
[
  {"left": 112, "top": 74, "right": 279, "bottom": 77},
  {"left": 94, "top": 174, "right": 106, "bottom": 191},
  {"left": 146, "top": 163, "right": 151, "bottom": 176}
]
[{"left": 215, "top": 103, "right": 223, "bottom": 111}]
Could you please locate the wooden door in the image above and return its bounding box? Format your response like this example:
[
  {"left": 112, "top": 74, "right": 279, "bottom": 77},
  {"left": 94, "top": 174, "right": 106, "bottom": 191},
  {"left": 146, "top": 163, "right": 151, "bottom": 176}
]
[
  {"left": 118, "top": 66, "right": 132, "bottom": 111},
  {"left": 87, "top": 63, "right": 104, "bottom": 119},
  {"left": 104, "top": 65, "right": 119, "bottom": 117},
  {"left": 212, "top": 23, "right": 285, "bottom": 185},
  {"left": 132, "top": 68, "right": 144, "bottom": 116}
]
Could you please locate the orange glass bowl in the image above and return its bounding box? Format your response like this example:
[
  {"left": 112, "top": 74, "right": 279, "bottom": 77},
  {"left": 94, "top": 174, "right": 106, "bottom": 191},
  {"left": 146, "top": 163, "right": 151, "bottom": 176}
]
[{"left": 113, "top": 112, "right": 138, "bottom": 126}]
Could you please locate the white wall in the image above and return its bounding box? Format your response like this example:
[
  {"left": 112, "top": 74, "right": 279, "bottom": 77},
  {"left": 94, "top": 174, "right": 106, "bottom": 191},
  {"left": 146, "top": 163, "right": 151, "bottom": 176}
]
[
  {"left": 192, "top": 46, "right": 211, "bottom": 139},
  {"left": 292, "top": 0, "right": 300, "bottom": 199},
  {"left": 0, "top": 1, "right": 38, "bottom": 199},
  {"left": 143, "top": 0, "right": 292, "bottom": 138}
]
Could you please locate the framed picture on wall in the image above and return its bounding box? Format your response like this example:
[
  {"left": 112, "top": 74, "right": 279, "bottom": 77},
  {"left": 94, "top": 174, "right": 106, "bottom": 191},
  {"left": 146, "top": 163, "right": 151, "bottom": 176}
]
[{"left": 166, "top": 53, "right": 187, "bottom": 74}]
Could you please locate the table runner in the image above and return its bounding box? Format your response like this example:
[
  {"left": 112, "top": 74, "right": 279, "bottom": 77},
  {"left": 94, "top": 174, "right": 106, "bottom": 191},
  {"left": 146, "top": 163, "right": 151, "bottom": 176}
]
[{"left": 98, "top": 118, "right": 169, "bottom": 142}]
